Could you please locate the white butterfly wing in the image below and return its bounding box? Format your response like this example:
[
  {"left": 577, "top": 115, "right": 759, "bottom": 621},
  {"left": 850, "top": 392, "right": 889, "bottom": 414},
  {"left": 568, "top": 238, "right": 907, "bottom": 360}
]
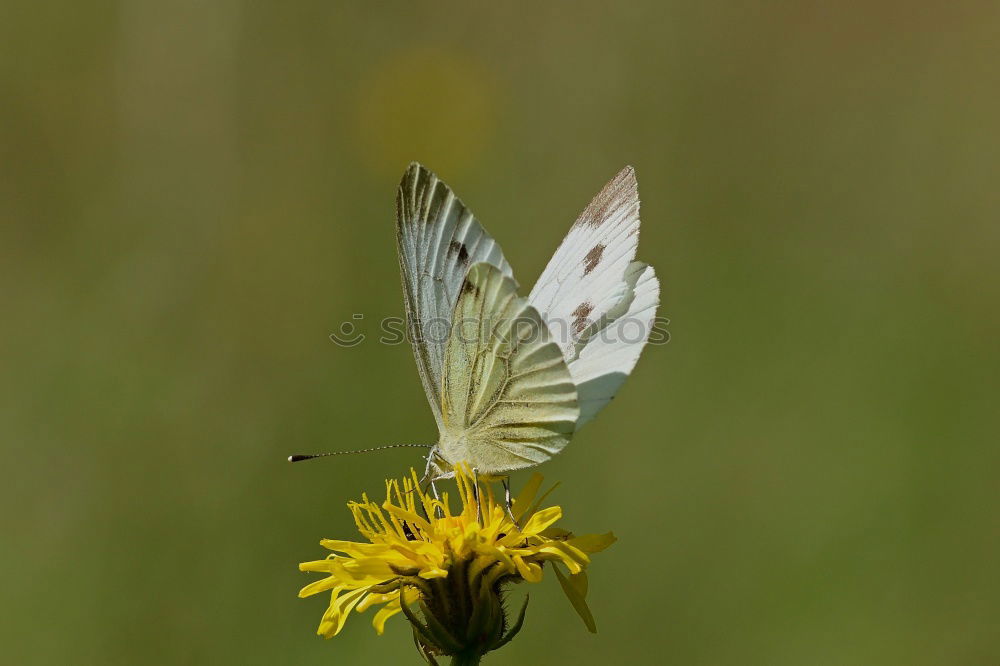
[
  {"left": 528, "top": 166, "right": 660, "bottom": 428},
  {"left": 396, "top": 163, "right": 513, "bottom": 426},
  {"left": 437, "top": 263, "right": 579, "bottom": 475},
  {"left": 567, "top": 261, "right": 660, "bottom": 427}
]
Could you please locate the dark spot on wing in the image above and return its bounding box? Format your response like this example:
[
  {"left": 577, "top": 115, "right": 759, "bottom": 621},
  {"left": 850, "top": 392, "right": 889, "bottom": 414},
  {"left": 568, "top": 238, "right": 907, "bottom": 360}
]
[
  {"left": 583, "top": 244, "right": 605, "bottom": 275},
  {"left": 572, "top": 301, "right": 594, "bottom": 334},
  {"left": 573, "top": 166, "right": 636, "bottom": 228},
  {"left": 580, "top": 187, "right": 616, "bottom": 227},
  {"left": 461, "top": 277, "right": 479, "bottom": 296},
  {"left": 448, "top": 240, "right": 470, "bottom": 265}
]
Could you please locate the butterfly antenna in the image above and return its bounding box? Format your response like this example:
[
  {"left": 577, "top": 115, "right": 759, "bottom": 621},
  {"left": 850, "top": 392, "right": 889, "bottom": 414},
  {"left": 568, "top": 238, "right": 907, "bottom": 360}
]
[{"left": 287, "top": 444, "right": 432, "bottom": 462}]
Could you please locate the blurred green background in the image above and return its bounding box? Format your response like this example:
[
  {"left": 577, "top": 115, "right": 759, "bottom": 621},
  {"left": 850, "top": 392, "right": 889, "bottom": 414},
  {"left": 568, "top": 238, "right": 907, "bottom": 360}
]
[{"left": 3, "top": 2, "right": 999, "bottom": 664}]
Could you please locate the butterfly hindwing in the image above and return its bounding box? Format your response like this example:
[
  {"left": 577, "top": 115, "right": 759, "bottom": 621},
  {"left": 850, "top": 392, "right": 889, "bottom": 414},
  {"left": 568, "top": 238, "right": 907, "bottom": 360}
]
[
  {"left": 396, "top": 163, "right": 514, "bottom": 427},
  {"left": 438, "top": 263, "right": 579, "bottom": 475},
  {"left": 569, "top": 261, "right": 660, "bottom": 426}
]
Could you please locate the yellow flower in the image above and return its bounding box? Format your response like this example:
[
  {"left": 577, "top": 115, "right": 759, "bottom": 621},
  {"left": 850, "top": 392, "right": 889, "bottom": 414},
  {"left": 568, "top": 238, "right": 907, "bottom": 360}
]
[{"left": 298, "top": 465, "right": 616, "bottom": 662}]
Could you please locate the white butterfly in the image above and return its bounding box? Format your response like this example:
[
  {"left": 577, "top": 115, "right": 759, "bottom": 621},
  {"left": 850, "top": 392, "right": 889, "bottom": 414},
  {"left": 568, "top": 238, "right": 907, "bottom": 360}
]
[{"left": 396, "top": 163, "right": 660, "bottom": 484}]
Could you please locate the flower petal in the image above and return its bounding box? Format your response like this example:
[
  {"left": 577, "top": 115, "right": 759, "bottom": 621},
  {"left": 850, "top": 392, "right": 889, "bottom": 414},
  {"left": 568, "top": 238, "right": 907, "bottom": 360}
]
[
  {"left": 320, "top": 539, "right": 394, "bottom": 558},
  {"left": 356, "top": 591, "right": 395, "bottom": 613},
  {"left": 531, "top": 541, "right": 591, "bottom": 574},
  {"left": 298, "top": 576, "right": 341, "bottom": 598},
  {"left": 317, "top": 587, "right": 367, "bottom": 638},
  {"left": 299, "top": 558, "right": 339, "bottom": 573},
  {"left": 521, "top": 506, "right": 562, "bottom": 536},
  {"left": 512, "top": 555, "right": 543, "bottom": 583},
  {"left": 553, "top": 564, "right": 597, "bottom": 633},
  {"left": 371, "top": 601, "right": 402, "bottom": 635},
  {"left": 567, "top": 531, "right": 617, "bottom": 553},
  {"left": 539, "top": 526, "right": 573, "bottom": 539},
  {"left": 338, "top": 557, "right": 398, "bottom": 581},
  {"left": 511, "top": 473, "right": 543, "bottom": 519},
  {"left": 381, "top": 502, "right": 433, "bottom": 533},
  {"left": 418, "top": 567, "right": 449, "bottom": 579}
]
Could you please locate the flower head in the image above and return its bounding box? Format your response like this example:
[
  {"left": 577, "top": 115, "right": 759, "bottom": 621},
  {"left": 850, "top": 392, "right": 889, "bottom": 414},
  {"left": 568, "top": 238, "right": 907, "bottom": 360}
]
[{"left": 298, "top": 465, "right": 615, "bottom": 663}]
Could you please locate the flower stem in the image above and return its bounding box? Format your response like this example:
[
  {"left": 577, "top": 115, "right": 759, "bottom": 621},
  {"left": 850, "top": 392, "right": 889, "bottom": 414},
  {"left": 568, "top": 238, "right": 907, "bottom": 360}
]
[{"left": 449, "top": 653, "right": 481, "bottom": 666}]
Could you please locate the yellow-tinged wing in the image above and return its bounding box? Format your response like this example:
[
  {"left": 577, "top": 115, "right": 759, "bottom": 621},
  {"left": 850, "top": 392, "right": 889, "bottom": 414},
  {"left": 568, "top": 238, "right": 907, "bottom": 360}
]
[
  {"left": 396, "top": 163, "right": 513, "bottom": 430},
  {"left": 437, "top": 263, "right": 579, "bottom": 476}
]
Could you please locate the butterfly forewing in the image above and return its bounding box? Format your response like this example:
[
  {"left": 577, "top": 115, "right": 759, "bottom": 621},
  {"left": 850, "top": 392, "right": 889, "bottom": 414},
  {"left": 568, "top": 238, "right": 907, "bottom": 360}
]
[
  {"left": 396, "top": 163, "right": 513, "bottom": 426},
  {"left": 439, "top": 263, "right": 579, "bottom": 475},
  {"left": 529, "top": 166, "right": 641, "bottom": 354}
]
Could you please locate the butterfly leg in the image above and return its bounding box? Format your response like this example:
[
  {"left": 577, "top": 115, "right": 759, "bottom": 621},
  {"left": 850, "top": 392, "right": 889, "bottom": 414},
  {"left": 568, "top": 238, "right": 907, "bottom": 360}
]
[
  {"left": 472, "top": 467, "right": 483, "bottom": 525},
  {"left": 417, "top": 481, "right": 432, "bottom": 521},
  {"left": 421, "top": 454, "right": 446, "bottom": 517},
  {"left": 428, "top": 480, "right": 445, "bottom": 518},
  {"left": 501, "top": 477, "right": 520, "bottom": 531}
]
